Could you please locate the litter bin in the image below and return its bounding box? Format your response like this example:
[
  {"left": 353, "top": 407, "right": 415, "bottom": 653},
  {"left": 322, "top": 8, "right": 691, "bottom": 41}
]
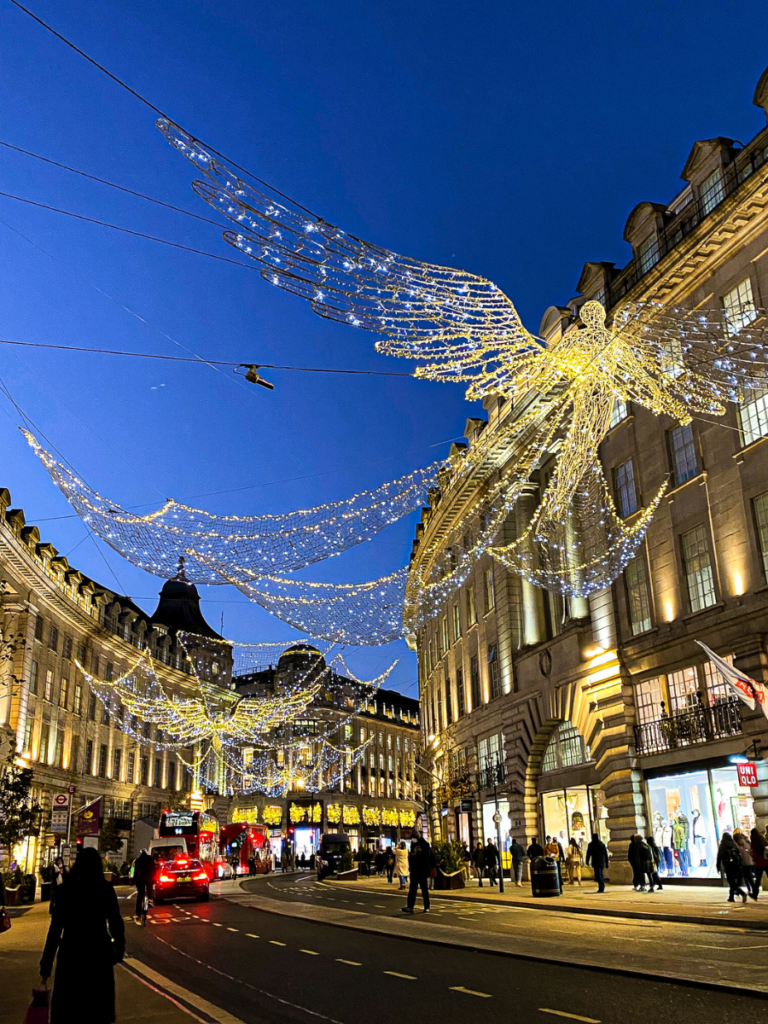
[
  {"left": 20, "top": 874, "right": 37, "bottom": 904},
  {"left": 530, "top": 857, "right": 560, "bottom": 898}
]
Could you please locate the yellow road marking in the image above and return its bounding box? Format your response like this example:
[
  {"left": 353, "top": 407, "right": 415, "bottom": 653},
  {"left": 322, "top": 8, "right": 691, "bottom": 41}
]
[
  {"left": 450, "top": 986, "right": 492, "bottom": 998},
  {"left": 384, "top": 971, "right": 416, "bottom": 980},
  {"left": 269, "top": 940, "right": 286, "bottom": 946},
  {"left": 539, "top": 1011, "right": 600, "bottom": 1023},
  {"left": 300, "top": 949, "right": 320, "bottom": 955},
  {"left": 336, "top": 959, "right": 361, "bottom": 966},
  {"left": 227, "top": 927, "right": 239, "bottom": 932},
  {"left": 212, "top": 922, "right": 223, "bottom": 927},
  {"left": 246, "top": 933, "right": 259, "bottom": 938}
]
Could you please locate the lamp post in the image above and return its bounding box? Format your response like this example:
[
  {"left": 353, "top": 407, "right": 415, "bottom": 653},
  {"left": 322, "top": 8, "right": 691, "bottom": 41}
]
[{"left": 483, "top": 755, "right": 507, "bottom": 894}]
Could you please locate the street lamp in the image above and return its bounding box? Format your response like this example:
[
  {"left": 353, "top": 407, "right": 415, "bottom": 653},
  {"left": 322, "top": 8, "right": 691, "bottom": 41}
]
[{"left": 482, "top": 755, "right": 507, "bottom": 894}]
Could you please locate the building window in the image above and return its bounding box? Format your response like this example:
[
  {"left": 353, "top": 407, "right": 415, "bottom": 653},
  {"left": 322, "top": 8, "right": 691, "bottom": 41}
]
[
  {"left": 435, "top": 683, "right": 443, "bottom": 733},
  {"left": 444, "top": 676, "right": 452, "bottom": 725},
  {"left": 88, "top": 693, "right": 97, "bottom": 721},
  {"left": 755, "top": 493, "right": 768, "bottom": 580},
  {"left": 105, "top": 662, "right": 114, "bottom": 682},
  {"left": 739, "top": 390, "right": 768, "bottom": 447},
  {"left": 614, "top": 460, "right": 638, "bottom": 518},
  {"left": 700, "top": 168, "right": 724, "bottom": 215},
  {"left": 702, "top": 655, "right": 735, "bottom": 705},
  {"left": 635, "top": 677, "right": 663, "bottom": 725},
  {"left": 452, "top": 603, "right": 461, "bottom": 642},
  {"left": 441, "top": 616, "right": 449, "bottom": 655},
  {"left": 44, "top": 669, "right": 53, "bottom": 702},
  {"left": 113, "top": 747, "right": 122, "bottom": 781},
  {"left": 140, "top": 756, "right": 149, "bottom": 787},
  {"left": 155, "top": 758, "right": 162, "bottom": 788},
  {"left": 54, "top": 732, "right": 64, "bottom": 768},
  {"left": 541, "top": 722, "right": 590, "bottom": 773},
  {"left": 29, "top": 660, "right": 38, "bottom": 695},
  {"left": 488, "top": 645, "right": 501, "bottom": 699},
  {"left": 62, "top": 635, "right": 73, "bottom": 660},
  {"left": 168, "top": 761, "right": 176, "bottom": 791},
  {"left": 467, "top": 586, "right": 477, "bottom": 626},
  {"left": 85, "top": 739, "right": 94, "bottom": 775},
  {"left": 73, "top": 683, "right": 82, "bottom": 716},
  {"left": 59, "top": 677, "right": 69, "bottom": 709},
  {"left": 98, "top": 744, "right": 108, "bottom": 778},
  {"left": 668, "top": 666, "right": 699, "bottom": 713},
  {"left": 91, "top": 653, "right": 100, "bottom": 677},
  {"left": 609, "top": 399, "right": 628, "bottom": 428},
  {"left": 470, "top": 654, "right": 481, "bottom": 710},
  {"left": 34, "top": 615, "right": 44, "bottom": 642},
  {"left": 484, "top": 568, "right": 495, "bottom": 612},
  {"left": 669, "top": 423, "right": 698, "bottom": 485},
  {"left": 637, "top": 233, "right": 659, "bottom": 274},
  {"left": 102, "top": 704, "right": 110, "bottom": 726},
  {"left": 38, "top": 723, "right": 50, "bottom": 763},
  {"left": 48, "top": 625, "right": 58, "bottom": 651},
  {"left": 23, "top": 720, "right": 33, "bottom": 756},
  {"left": 456, "top": 669, "right": 465, "bottom": 718},
  {"left": 127, "top": 751, "right": 135, "bottom": 785},
  {"left": 723, "top": 276, "right": 758, "bottom": 334},
  {"left": 77, "top": 643, "right": 86, "bottom": 665},
  {"left": 625, "top": 555, "right": 652, "bottom": 635},
  {"left": 682, "top": 525, "right": 717, "bottom": 612}
]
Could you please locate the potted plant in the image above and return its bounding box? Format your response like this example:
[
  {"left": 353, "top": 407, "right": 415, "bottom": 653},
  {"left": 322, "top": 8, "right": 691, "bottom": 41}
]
[{"left": 432, "top": 840, "right": 466, "bottom": 890}]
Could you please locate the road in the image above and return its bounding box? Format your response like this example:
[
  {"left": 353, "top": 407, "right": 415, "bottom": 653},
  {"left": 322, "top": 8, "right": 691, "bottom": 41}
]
[{"left": 119, "top": 873, "right": 768, "bottom": 1024}]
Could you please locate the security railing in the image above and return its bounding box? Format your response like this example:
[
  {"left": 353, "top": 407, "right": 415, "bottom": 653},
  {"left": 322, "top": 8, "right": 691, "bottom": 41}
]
[{"left": 634, "top": 695, "right": 742, "bottom": 755}]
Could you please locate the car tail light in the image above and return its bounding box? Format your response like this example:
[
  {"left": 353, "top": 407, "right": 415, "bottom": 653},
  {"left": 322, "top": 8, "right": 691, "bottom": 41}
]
[
  {"left": 159, "top": 874, "right": 173, "bottom": 883},
  {"left": 194, "top": 872, "right": 207, "bottom": 881}
]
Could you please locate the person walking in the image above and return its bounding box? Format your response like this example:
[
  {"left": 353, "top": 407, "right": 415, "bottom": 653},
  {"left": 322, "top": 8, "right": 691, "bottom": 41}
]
[
  {"left": 750, "top": 827, "right": 768, "bottom": 898},
  {"left": 585, "top": 832, "right": 608, "bottom": 893},
  {"left": 40, "top": 846, "right": 125, "bottom": 1024},
  {"left": 733, "top": 829, "right": 757, "bottom": 900},
  {"left": 49, "top": 856, "right": 67, "bottom": 913},
  {"left": 645, "top": 835, "right": 663, "bottom": 891},
  {"left": 527, "top": 837, "right": 544, "bottom": 860},
  {"left": 401, "top": 834, "right": 432, "bottom": 914},
  {"left": 544, "top": 835, "right": 559, "bottom": 859},
  {"left": 510, "top": 837, "right": 525, "bottom": 887},
  {"left": 460, "top": 841, "right": 471, "bottom": 881},
  {"left": 627, "top": 834, "right": 654, "bottom": 892},
  {"left": 472, "top": 841, "right": 485, "bottom": 886},
  {"left": 131, "top": 848, "right": 155, "bottom": 922},
  {"left": 385, "top": 846, "right": 396, "bottom": 884},
  {"left": 565, "top": 838, "right": 583, "bottom": 886},
  {"left": 717, "top": 833, "right": 748, "bottom": 903},
  {"left": 484, "top": 839, "right": 499, "bottom": 887},
  {"left": 395, "top": 841, "right": 409, "bottom": 890}
]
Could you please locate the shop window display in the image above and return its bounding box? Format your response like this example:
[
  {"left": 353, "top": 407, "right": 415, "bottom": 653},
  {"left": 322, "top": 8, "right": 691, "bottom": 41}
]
[
  {"left": 647, "top": 767, "right": 756, "bottom": 879},
  {"left": 541, "top": 787, "right": 598, "bottom": 850}
]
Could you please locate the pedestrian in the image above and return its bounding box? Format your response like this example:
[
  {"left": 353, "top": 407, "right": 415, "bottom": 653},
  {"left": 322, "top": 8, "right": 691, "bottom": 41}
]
[
  {"left": 385, "top": 846, "right": 396, "bottom": 884},
  {"left": 750, "top": 827, "right": 768, "bottom": 898},
  {"left": 395, "top": 841, "right": 409, "bottom": 890},
  {"left": 645, "top": 835, "right": 663, "bottom": 891},
  {"left": 484, "top": 839, "right": 499, "bottom": 887},
  {"left": 585, "top": 832, "right": 608, "bottom": 893},
  {"left": 627, "top": 834, "right": 654, "bottom": 892},
  {"left": 131, "top": 848, "right": 155, "bottom": 921},
  {"left": 566, "top": 838, "right": 582, "bottom": 886},
  {"left": 401, "top": 834, "right": 433, "bottom": 914},
  {"left": 733, "top": 829, "right": 757, "bottom": 901},
  {"left": 460, "top": 841, "right": 471, "bottom": 881},
  {"left": 509, "top": 837, "right": 525, "bottom": 887},
  {"left": 717, "top": 832, "right": 748, "bottom": 903},
  {"left": 544, "top": 835, "right": 559, "bottom": 858},
  {"left": 49, "top": 856, "right": 67, "bottom": 913},
  {"left": 527, "top": 837, "right": 544, "bottom": 860},
  {"left": 40, "top": 846, "right": 125, "bottom": 1024},
  {"left": 472, "top": 841, "right": 485, "bottom": 886},
  {"left": 247, "top": 854, "right": 256, "bottom": 876},
  {"left": 374, "top": 850, "right": 385, "bottom": 877}
]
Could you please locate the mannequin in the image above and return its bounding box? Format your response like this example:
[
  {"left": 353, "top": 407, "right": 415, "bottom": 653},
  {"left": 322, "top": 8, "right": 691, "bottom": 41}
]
[
  {"left": 672, "top": 811, "right": 690, "bottom": 876},
  {"left": 691, "top": 808, "right": 707, "bottom": 868}
]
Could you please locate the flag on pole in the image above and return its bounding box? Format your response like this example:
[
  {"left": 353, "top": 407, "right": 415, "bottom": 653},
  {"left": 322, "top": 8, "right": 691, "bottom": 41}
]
[{"left": 695, "top": 640, "right": 768, "bottom": 721}]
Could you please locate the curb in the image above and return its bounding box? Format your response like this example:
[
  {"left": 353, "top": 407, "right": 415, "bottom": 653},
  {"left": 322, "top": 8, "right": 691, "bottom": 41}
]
[{"left": 229, "top": 893, "right": 768, "bottom": 999}]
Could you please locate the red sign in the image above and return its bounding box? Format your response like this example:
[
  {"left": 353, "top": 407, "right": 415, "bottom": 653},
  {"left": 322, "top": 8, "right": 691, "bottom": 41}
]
[
  {"left": 76, "top": 798, "right": 101, "bottom": 836},
  {"left": 68, "top": 785, "right": 76, "bottom": 794},
  {"left": 737, "top": 763, "right": 758, "bottom": 787}
]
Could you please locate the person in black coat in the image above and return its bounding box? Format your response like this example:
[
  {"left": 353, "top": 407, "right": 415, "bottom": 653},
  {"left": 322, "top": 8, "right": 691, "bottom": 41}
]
[
  {"left": 401, "top": 835, "right": 432, "bottom": 913},
  {"left": 40, "top": 847, "right": 125, "bottom": 1024},
  {"left": 627, "top": 834, "right": 654, "bottom": 892},
  {"left": 484, "top": 840, "right": 499, "bottom": 887},
  {"left": 527, "top": 837, "right": 544, "bottom": 860},
  {"left": 717, "top": 833, "right": 748, "bottom": 903},
  {"left": 585, "top": 833, "right": 609, "bottom": 893},
  {"left": 132, "top": 849, "right": 155, "bottom": 919}
]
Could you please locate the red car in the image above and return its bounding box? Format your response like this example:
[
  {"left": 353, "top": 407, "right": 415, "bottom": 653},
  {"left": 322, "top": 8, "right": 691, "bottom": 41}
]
[{"left": 154, "top": 855, "right": 210, "bottom": 904}]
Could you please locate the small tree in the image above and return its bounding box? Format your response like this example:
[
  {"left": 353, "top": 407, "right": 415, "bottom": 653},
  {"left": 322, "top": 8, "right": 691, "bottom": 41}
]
[
  {"left": 0, "top": 750, "right": 41, "bottom": 870},
  {"left": 98, "top": 817, "right": 122, "bottom": 857}
]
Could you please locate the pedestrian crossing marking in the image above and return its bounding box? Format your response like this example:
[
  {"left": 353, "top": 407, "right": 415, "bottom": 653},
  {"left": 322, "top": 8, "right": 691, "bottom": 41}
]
[
  {"left": 384, "top": 971, "right": 416, "bottom": 980},
  {"left": 539, "top": 1011, "right": 600, "bottom": 1023}
]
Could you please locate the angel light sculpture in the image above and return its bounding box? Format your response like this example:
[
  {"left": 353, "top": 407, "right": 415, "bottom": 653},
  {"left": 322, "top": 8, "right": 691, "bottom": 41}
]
[{"left": 159, "top": 119, "right": 768, "bottom": 597}]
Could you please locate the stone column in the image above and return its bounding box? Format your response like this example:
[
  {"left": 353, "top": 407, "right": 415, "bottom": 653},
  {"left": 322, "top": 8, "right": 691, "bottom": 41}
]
[{"left": 516, "top": 492, "right": 546, "bottom": 647}]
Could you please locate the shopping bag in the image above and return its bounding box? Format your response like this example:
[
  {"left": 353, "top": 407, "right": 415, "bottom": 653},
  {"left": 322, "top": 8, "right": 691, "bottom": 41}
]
[
  {"left": 24, "top": 986, "right": 50, "bottom": 1024},
  {"left": 0, "top": 909, "right": 11, "bottom": 933}
]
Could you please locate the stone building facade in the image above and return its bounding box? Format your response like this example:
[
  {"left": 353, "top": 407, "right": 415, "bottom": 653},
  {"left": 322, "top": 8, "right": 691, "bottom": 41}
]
[{"left": 412, "top": 66, "right": 768, "bottom": 882}]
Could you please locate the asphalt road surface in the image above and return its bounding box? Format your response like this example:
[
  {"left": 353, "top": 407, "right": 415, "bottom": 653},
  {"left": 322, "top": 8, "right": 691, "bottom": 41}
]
[{"left": 120, "top": 875, "right": 768, "bottom": 1024}]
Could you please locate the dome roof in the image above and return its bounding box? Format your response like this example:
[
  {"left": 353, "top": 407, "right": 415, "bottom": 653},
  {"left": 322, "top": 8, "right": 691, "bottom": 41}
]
[{"left": 150, "top": 557, "right": 223, "bottom": 640}]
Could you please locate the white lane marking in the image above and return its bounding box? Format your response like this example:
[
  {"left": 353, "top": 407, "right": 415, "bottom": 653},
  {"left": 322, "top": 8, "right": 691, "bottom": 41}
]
[
  {"left": 227, "top": 927, "right": 239, "bottom": 932},
  {"left": 374, "top": 905, "right": 386, "bottom": 908},
  {"left": 384, "top": 971, "right": 417, "bottom": 980},
  {"left": 269, "top": 940, "right": 286, "bottom": 946},
  {"left": 539, "top": 1011, "right": 600, "bottom": 1023},
  {"left": 690, "top": 943, "right": 768, "bottom": 949},
  {"left": 246, "top": 934, "right": 259, "bottom": 939},
  {"left": 450, "top": 986, "right": 492, "bottom": 998},
  {"left": 212, "top": 922, "right": 223, "bottom": 927},
  {"left": 300, "top": 949, "right": 320, "bottom": 955},
  {"left": 336, "top": 959, "right": 361, "bottom": 966},
  {"left": 355, "top": 902, "right": 365, "bottom": 906}
]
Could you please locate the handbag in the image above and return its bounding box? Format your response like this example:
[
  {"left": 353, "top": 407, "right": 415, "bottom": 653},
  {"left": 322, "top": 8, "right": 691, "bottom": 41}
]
[
  {"left": 24, "top": 986, "right": 50, "bottom": 1024},
  {"left": 0, "top": 909, "right": 10, "bottom": 933}
]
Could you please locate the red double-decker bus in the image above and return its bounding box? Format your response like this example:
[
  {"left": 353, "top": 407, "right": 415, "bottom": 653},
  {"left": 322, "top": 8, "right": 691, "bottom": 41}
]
[
  {"left": 158, "top": 810, "right": 220, "bottom": 879},
  {"left": 220, "top": 822, "right": 272, "bottom": 875}
]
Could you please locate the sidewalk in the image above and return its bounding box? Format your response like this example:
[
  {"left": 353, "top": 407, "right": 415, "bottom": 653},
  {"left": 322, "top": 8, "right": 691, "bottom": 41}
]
[
  {"left": 0, "top": 902, "right": 202, "bottom": 1024},
  {"left": 329, "top": 873, "right": 768, "bottom": 929}
]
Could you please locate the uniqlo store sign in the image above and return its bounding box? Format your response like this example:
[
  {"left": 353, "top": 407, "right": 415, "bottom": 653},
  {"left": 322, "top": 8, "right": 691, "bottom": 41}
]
[{"left": 737, "top": 763, "right": 758, "bottom": 787}]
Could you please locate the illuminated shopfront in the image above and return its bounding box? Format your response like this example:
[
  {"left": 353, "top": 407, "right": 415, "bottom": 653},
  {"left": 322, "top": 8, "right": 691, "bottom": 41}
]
[
  {"left": 538, "top": 722, "right": 610, "bottom": 849},
  {"left": 645, "top": 765, "right": 756, "bottom": 879}
]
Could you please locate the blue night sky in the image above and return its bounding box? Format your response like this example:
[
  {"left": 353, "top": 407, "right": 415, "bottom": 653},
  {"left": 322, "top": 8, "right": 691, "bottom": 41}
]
[{"left": 1, "top": 1, "right": 767, "bottom": 695}]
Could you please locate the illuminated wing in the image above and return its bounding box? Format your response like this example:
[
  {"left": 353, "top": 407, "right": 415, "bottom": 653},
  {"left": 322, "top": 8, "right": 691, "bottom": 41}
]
[
  {"left": 615, "top": 302, "right": 768, "bottom": 412},
  {"left": 158, "top": 119, "right": 537, "bottom": 399}
]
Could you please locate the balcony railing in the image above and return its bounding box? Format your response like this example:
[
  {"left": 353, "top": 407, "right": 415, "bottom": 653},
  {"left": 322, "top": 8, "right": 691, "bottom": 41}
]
[
  {"left": 477, "top": 759, "right": 507, "bottom": 791},
  {"left": 634, "top": 696, "right": 742, "bottom": 756}
]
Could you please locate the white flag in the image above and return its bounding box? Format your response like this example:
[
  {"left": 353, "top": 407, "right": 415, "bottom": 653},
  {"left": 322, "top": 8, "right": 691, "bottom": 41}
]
[{"left": 696, "top": 640, "right": 768, "bottom": 721}]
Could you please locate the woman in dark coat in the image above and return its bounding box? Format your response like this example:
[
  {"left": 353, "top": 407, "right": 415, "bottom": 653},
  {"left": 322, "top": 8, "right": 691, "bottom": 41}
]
[
  {"left": 40, "top": 847, "right": 125, "bottom": 1023},
  {"left": 716, "top": 832, "right": 747, "bottom": 903}
]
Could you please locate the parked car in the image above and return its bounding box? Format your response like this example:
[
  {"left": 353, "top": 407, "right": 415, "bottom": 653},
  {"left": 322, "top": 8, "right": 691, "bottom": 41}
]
[
  {"left": 154, "top": 855, "right": 210, "bottom": 903},
  {"left": 316, "top": 833, "right": 351, "bottom": 880}
]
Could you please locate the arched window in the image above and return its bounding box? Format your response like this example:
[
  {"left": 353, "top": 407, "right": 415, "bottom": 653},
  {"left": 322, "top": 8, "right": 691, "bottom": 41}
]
[{"left": 541, "top": 722, "right": 591, "bottom": 774}]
